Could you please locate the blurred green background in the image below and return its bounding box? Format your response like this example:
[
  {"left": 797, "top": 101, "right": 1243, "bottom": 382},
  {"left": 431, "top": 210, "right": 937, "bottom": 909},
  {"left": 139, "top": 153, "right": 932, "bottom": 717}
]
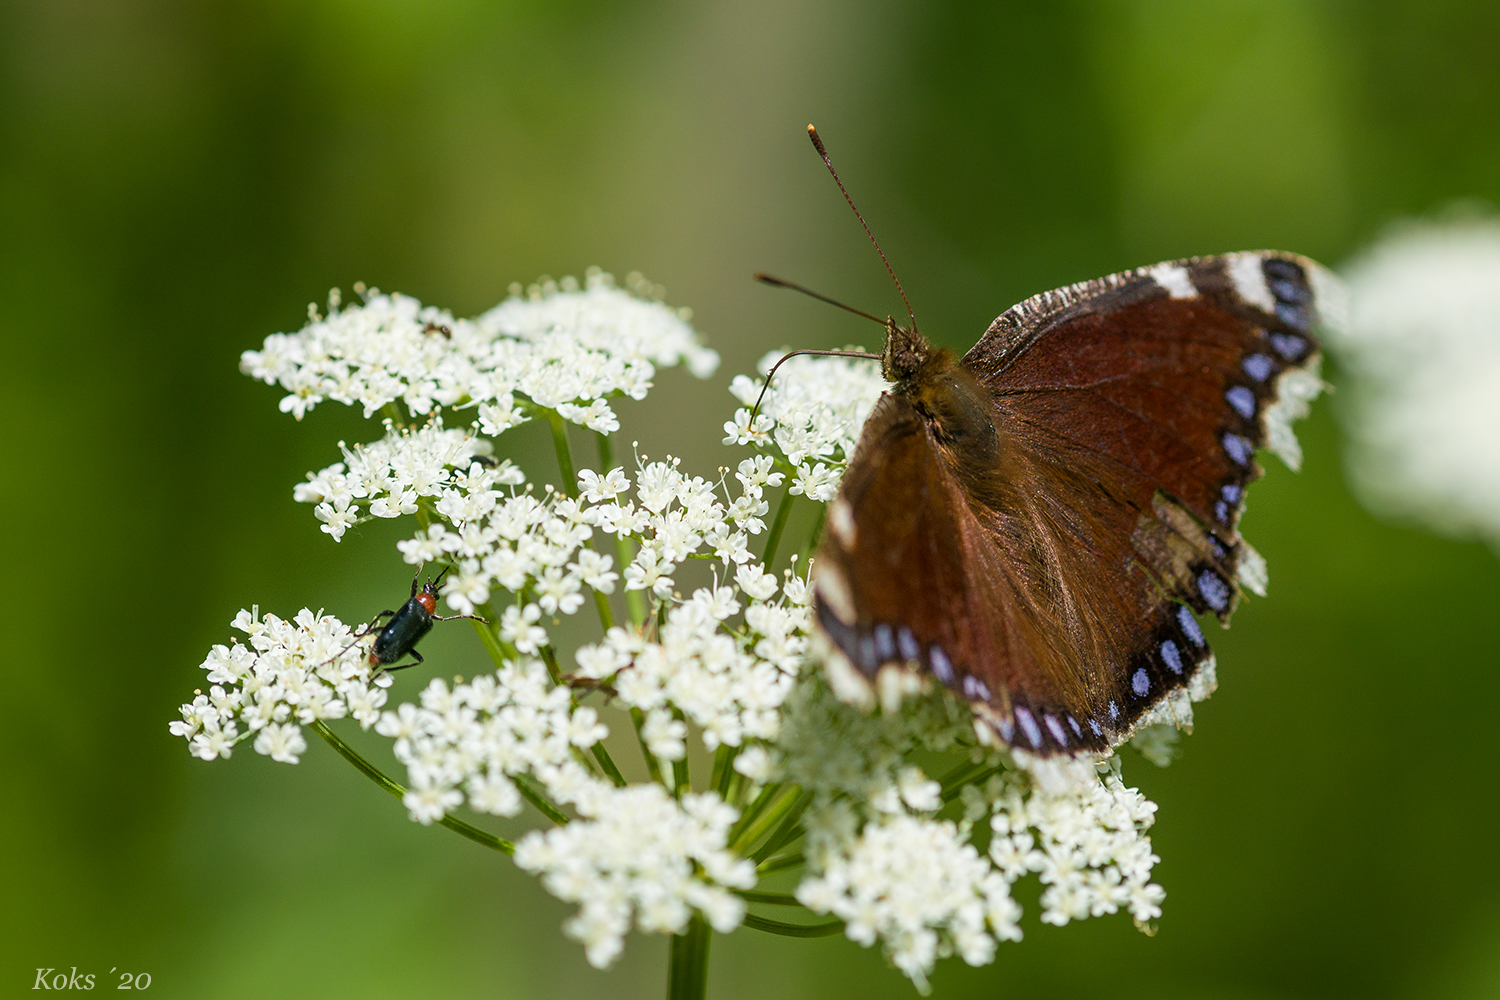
[{"left": 4, "top": 0, "right": 1499, "bottom": 997}]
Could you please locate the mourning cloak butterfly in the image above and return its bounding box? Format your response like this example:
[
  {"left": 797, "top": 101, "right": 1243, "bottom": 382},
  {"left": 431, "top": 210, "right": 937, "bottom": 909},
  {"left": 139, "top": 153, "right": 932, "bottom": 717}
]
[{"left": 797, "top": 131, "right": 1339, "bottom": 760}]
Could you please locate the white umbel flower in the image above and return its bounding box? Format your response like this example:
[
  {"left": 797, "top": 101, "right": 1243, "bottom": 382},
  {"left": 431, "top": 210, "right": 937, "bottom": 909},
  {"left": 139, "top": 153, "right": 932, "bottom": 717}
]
[
  {"left": 514, "top": 784, "right": 755, "bottom": 968},
  {"left": 243, "top": 269, "right": 718, "bottom": 425},
  {"left": 1336, "top": 215, "right": 1500, "bottom": 549}
]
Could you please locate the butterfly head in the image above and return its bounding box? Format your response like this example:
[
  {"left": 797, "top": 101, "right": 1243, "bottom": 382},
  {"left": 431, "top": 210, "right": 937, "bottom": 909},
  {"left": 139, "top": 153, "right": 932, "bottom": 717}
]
[{"left": 880, "top": 319, "right": 936, "bottom": 385}]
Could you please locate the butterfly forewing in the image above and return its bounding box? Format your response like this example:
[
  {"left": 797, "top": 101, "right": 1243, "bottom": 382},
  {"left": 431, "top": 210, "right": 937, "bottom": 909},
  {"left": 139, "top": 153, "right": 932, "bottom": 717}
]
[{"left": 812, "top": 251, "right": 1334, "bottom": 756}]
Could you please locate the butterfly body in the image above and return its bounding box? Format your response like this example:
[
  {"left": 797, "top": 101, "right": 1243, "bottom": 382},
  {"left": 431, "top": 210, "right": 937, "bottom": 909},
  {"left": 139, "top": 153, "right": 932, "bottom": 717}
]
[{"left": 811, "top": 251, "right": 1338, "bottom": 758}]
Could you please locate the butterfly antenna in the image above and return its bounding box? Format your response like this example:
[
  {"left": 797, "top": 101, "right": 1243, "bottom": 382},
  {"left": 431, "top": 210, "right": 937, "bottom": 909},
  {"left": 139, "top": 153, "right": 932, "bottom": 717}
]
[
  {"left": 807, "top": 124, "right": 918, "bottom": 332},
  {"left": 747, "top": 348, "right": 881, "bottom": 429},
  {"left": 753, "top": 273, "right": 886, "bottom": 326}
]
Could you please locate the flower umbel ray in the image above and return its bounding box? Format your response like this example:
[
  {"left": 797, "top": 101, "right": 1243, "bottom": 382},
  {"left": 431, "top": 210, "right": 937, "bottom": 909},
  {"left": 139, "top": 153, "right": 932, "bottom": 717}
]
[{"left": 176, "top": 269, "right": 1170, "bottom": 991}]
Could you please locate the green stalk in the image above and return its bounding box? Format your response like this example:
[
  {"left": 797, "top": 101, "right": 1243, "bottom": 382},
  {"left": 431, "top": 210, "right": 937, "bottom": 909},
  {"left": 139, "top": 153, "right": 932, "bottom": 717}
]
[
  {"left": 710, "top": 745, "right": 740, "bottom": 797},
  {"left": 801, "top": 505, "right": 826, "bottom": 563},
  {"left": 547, "top": 411, "right": 578, "bottom": 497},
  {"left": 670, "top": 710, "right": 691, "bottom": 797},
  {"left": 727, "top": 783, "right": 779, "bottom": 848},
  {"left": 513, "top": 774, "right": 569, "bottom": 825},
  {"left": 741, "top": 913, "right": 843, "bottom": 938},
  {"left": 734, "top": 890, "right": 802, "bottom": 906},
  {"left": 597, "top": 430, "right": 645, "bottom": 627},
  {"left": 470, "top": 602, "right": 512, "bottom": 669},
  {"left": 596, "top": 431, "right": 615, "bottom": 471},
  {"left": 309, "top": 721, "right": 514, "bottom": 855},
  {"left": 537, "top": 646, "right": 626, "bottom": 787},
  {"left": 750, "top": 790, "right": 810, "bottom": 862},
  {"left": 630, "top": 706, "right": 667, "bottom": 787},
  {"left": 667, "top": 916, "right": 711, "bottom": 1000},
  {"left": 591, "top": 744, "right": 628, "bottom": 788},
  {"left": 730, "top": 784, "right": 804, "bottom": 854},
  {"left": 591, "top": 590, "right": 615, "bottom": 631},
  {"left": 760, "top": 489, "right": 794, "bottom": 569},
  {"left": 619, "top": 536, "right": 646, "bottom": 627},
  {"left": 755, "top": 852, "right": 804, "bottom": 877},
  {"left": 941, "top": 764, "right": 1003, "bottom": 804}
]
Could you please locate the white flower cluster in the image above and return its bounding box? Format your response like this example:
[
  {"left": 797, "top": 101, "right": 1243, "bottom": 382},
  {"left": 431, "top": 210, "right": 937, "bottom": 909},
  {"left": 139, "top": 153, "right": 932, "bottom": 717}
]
[
  {"left": 1335, "top": 215, "right": 1500, "bottom": 549},
  {"left": 374, "top": 663, "right": 607, "bottom": 825},
  {"left": 169, "top": 608, "right": 389, "bottom": 764},
  {"left": 572, "top": 561, "right": 811, "bottom": 754},
  {"left": 798, "top": 815, "right": 1020, "bottom": 991},
  {"left": 293, "top": 418, "right": 505, "bottom": 541},
  {"left": 766, "top": 676, "right": 1164, "bottom": 988},
  {"left": 241, "top": 268, "right": 719, "bottom": 424},
  {"left": 980, "top": 761, "right": 1163, "bottom": 929},
  {"left": 514, "top": 785, "right": 755, "bottom": 968},
  {"left": 724, "top": 350, "right": 886, "bottom": 501}
]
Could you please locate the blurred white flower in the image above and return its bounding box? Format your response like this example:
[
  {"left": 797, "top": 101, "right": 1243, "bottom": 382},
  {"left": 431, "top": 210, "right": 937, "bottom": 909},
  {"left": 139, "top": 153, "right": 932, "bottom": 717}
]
[{"left": 1335, "top": 214, "right": 1500, "bottom": 549}]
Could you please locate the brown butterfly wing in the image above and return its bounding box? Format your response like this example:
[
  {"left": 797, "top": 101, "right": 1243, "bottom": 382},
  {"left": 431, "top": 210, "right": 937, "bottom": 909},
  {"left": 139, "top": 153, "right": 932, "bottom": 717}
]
[
  {"left": 813, "top": 389, "right": 1112, "bottom": 751},
  {"left": 812, "top": 251, "right": 1335, "bottom": 755}
]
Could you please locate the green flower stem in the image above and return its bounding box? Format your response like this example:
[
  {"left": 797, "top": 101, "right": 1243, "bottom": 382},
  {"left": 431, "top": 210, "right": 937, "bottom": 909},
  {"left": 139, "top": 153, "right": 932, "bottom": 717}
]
[
  {"left": 595, "top": 431, "right": 614, "bottom": 471},
  {"left": 536, "top": 645, "right": 626, "bottom": 788},
  {"left": 667, "top": 916, "right": 711, "bottom": 1000},
  {"left": 940, "top": 764, "right": 1004, "bottom": 804},
  {"left": 672, "top": 712, "right": 691, "bottom": 798},
  {"left": 590, "top": 743, "right": 627, "bottom": 788},
  {"left": 513, "top": 774, "right": 569, "bottom": 826},
  {"left": 619, "top": 539, "right": 646, "bottom": 627},
  {"left": 309, "top": 721, "right": 514, "bottom": 855},
  {"left": 760, "top": 489, "right": 794, "bottom": 569},
  {"left": 801, "top": 505, "right": 826, "bottom": 563},
  {"left": 733, "top": 785, "right": 805, "bottom": 855},
  {"left": 755, "top": 852, "right": 804, "bottom": 877},
  {"left": 734, "top": 890, "right": 803, "bottom": 906},
  {"left": 750, "top": 790, "right": 810, "bottom": 862},
  {"left": 597, "top": 431, "right": 647, "bottom": 627},
  {"left": 591, "top": 590, "right": 615, "bottom": 631},
  {"left": 741, "top": 913, "right": 843, "bottom": 938},
  {"left": 470, "top": 602, "right": 513, "bottom": 670},
  {"left": 546, "top": 416, "right": 620, "bottom": 634},
  {"left": 538, "top": 644, "right": 565, "bottom": 685},
  {"left": 547, "top": 411, "right": 578, "bottom": 498},
  {"left": 936, "top": 757, "right": 987, "bottom": 795},
  {"left": 710, "top": 744, "right": 740, "bottom": 797},
  {"left": 594, "top": 434, "right": 648, "bottom": 629},
  {"left": 727, "top": 783, "right": 780, "bottom": 849},
  {"left": 629, "top": 706, "right": 667, "bottom": 787}
]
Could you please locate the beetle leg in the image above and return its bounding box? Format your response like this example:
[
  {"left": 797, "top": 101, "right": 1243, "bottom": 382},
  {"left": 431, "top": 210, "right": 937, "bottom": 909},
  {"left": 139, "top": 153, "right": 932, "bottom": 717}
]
[
  {"left": 432, "top": 613, "right": 488, "bottom": 624},
  {"left": 383, "top": 649, "right": 425, "bottom": 673}
]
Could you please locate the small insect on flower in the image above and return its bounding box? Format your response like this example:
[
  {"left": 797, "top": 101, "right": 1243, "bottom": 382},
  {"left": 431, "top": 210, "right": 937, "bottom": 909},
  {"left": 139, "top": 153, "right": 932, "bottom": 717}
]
[{"left": 338, "top": 566, "right": 488, "bottom": 674}]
